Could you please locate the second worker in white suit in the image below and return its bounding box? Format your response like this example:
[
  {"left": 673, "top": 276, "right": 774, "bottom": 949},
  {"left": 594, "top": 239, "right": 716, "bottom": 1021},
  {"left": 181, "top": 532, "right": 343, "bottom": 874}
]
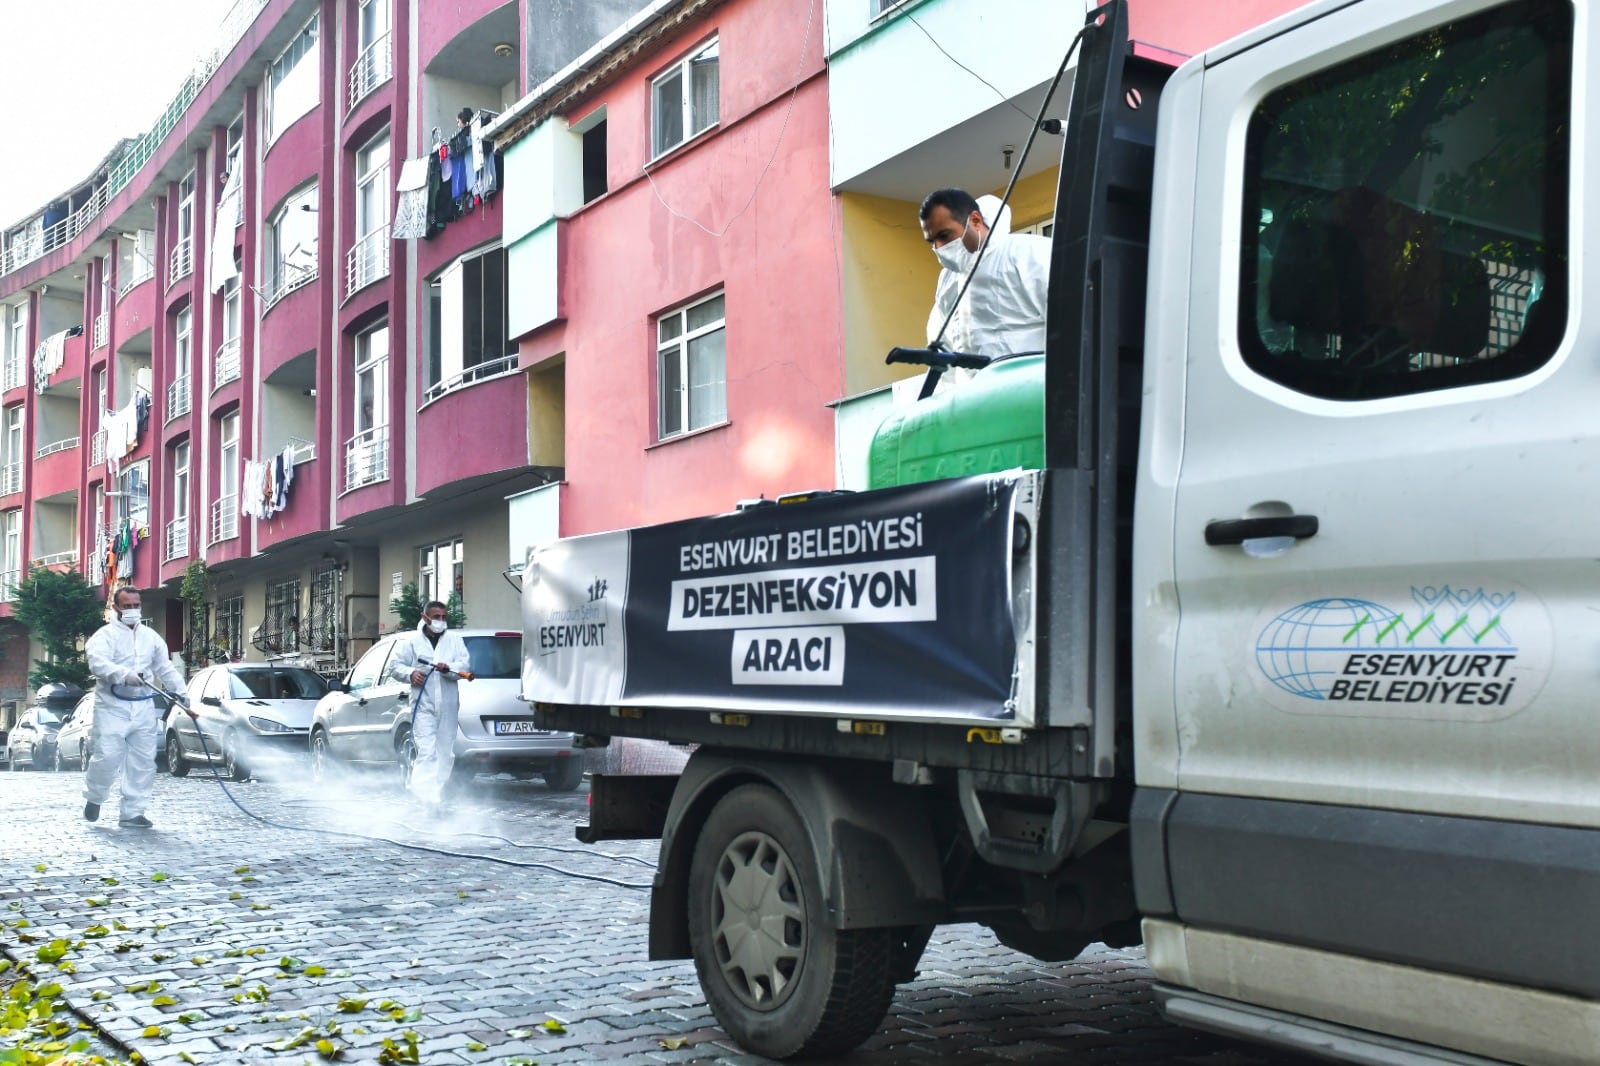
[{"left": 389, "top": 600, "right": 472, "bottom": 807}]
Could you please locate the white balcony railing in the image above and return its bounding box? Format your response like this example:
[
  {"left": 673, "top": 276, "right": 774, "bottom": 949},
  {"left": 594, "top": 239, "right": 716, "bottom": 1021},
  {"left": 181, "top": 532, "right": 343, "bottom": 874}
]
[
  {"left": 93, "top": 311, "right": 109, "bottom": 350},
  {"left": 344, "top": 425, "right": 389, "bottom": 491},
  {"left": 0, "top": 462, "right": 20, "bottom": 495},
  {"left": 424, "top": 354, "right": 519, "bottom": 403},
  {"left": 90, "top": 429, "right": 107, "bottom": 466},
  {"left": 214, "top": 338, "right": 241, "bottom": 389},
  {"left": 118, "top": 263, "right": 154, "bottom": 298},
  {"left": 211, "top": 495, "right": 238, "bottom": 544},
  {"left": 346, "top": 228, "right": 389, "bottom": 297},
  {"left": 262, "top": 261, "right": 317, "bottom": 310},
  {"left": 167, "top": 373, "right": 191, "bottom": 420},
  {"left": 165, "top": 514, "right": 189, "bottom": 561},
  {"left": 35, "top": 437, "right": 79, "bottom": 459},
  {"left": 88, "top": 524, "right": 106, "bottom": 583},
  {"left": 1, "top": 354, "right": 21, "bottom": 392},
  {"left": 0, "top": 569, "right": 18, "bottom": 602},
  {"left": 34, "top": 550, "right": 79, "bottom": 569},
  {"left": 169, "top": 237, "right": 193, "bottom": 286},
  {"left": 348, "top": 32, "right": 393, "bottom": 110}
]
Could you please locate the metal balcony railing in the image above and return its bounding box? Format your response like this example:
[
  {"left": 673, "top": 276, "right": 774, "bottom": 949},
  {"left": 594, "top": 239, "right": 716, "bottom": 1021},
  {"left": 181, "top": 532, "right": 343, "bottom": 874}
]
[
  {"left": 34, "top": 437, "right": 79, "bottom": 459},
  {"left": 0, "top": 569, "right": 18, "bottom": 601},
  {"left": 165, "top": 514, "right": 189, "bottom": 561},
  {"left": 90, "top": 429, "right": 106, "bottom": 465},
  {"left": 118, "top": 263, "right": 154, "bottom": 298},
  {"left": 167, "top": 373, "right": 191, "bottom": 420},
  {"left": 344, "top": 425, "right": 388, "bottom": 491},
  {"left": 424, "top": 354, "right": 519, "bottom": 403},
  {"left": 88, "top": 524, "right": 106, "bottom": 583},
  {"left": 35, "top": 550, "right": 79, "bottom": 569},
  {"left": 346, "top": 228, "right": 389, "bottom": 297},
  {"left": 211, "top": 495, "right": 238, "bottom": 544},
  {"left": 0, "top": 462, "right": 20, "bottom": 496},
  {"left": 169, "top": 237, "right": 193, "bottom": 286},
  {"left": 214, "top": 338, "right": 241, "bottom": 389},
  {"left": 93, "top": 311, "right": 109, "bottom": 350},
  {"left": 1, "top": 354, "right": 21, "bottom": 393},
  {"left": 262, "top": 261, "right": 317, "bottom": 309},
  {"left": 348, "top": 32, "right": 393, "bottom": 110}
]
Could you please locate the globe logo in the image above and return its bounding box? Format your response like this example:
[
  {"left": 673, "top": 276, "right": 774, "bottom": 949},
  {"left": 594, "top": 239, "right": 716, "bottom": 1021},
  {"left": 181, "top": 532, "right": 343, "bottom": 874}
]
[{"left": 1256, "top": 597, "right": 1402, "bottom": 700}]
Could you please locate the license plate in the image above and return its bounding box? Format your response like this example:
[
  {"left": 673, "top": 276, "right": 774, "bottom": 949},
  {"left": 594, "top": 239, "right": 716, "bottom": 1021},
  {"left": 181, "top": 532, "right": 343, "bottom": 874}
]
[{"left": 493, "top": 720, "right": 551, "bottom": 736}]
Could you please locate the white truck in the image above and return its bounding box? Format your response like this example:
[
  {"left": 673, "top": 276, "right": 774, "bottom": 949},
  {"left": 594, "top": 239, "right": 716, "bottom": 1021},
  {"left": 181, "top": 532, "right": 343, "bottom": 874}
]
[{"left": 521, "top": 0, "right": 1596, "bottom": 1061}]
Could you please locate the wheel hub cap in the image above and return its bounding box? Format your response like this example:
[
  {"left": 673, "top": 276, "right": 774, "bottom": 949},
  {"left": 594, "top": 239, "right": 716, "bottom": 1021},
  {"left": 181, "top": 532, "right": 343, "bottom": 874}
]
[{"left": 711, "top": 830, "right": 806, "bottom": 1012}]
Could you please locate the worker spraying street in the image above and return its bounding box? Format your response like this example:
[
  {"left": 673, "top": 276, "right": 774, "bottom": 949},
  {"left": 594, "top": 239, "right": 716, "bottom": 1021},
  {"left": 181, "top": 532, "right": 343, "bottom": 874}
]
[{"left": 388, "top": 600, "right": 473, "bottom": 811}]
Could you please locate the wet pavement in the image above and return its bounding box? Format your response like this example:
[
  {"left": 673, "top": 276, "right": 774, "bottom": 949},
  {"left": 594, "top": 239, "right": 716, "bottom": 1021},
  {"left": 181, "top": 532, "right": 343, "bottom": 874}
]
[{"left": 0, "top": 756, "right": 1321, "bottom": 1065}]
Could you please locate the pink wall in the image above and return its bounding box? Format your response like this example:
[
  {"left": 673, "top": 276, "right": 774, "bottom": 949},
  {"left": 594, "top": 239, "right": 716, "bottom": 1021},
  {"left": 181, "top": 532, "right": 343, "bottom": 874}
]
[
  {"left": 1124, "top": 0, "right": 1310, "bottom": 59},
  {"left": 414, "top": 374, "right": 526, "bottom": 496},
  {"left": 537, "top": 0, "right": 839, "bottom": 536}
]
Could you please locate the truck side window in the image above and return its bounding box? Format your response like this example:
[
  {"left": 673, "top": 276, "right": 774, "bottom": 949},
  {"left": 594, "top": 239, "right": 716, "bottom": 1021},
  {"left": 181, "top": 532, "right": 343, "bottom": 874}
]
[{"left": 1239, "top": 0, "right": 1571, "bottom": 401}]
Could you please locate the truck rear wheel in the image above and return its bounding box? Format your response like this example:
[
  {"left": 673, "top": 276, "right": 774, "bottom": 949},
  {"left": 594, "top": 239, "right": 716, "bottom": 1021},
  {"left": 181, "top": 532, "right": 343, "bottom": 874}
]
[{"left": 688, "top": 784, "right": 895, "bottom": 1060}]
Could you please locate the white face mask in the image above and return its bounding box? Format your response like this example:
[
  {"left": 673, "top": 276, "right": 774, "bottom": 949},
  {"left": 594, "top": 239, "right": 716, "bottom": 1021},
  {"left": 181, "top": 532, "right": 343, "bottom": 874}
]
[
  {"left": 119, "top": 608, "right": 142, "bottom": 627},
  {"left": 933, "top": 229, "right": 977, "bottom": 274},
  {"left": 428, "top": 619, "right": 447, "bottom": 635}
]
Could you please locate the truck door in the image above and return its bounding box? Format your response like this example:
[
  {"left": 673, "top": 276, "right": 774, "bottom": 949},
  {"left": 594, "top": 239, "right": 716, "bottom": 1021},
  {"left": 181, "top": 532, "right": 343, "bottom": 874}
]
[{"left": 1149, "top": 0, "right": 1599, "bottom": 1044}]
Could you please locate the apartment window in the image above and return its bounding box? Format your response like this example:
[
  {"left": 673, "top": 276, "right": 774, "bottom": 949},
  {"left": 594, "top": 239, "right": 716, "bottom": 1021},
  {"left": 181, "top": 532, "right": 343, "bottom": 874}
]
[
  {"left": 576, "top": 110, "right": 608, "bottom": 203},
  {"left": 2, "top": 306, "right": 22, "bottom": 391},
  {"left": 177, "top": 171, "right": 195, "bottom": 247},
  {"left": 98, "top": 254, "right": 112, "bottom": 308},
  {"left": 359, "top": 0, "right": 389, "bottom": 50},
  {"left": 1, "top": 406, "right": 21, "bottom": 495},
  {"left": 263, "top": 579, "right": 301, "bottom": 653},
  {"left": 356, "top": 133, "right": 390, "bottom": 241},
  {"left": 426, "top": 247, "right": 513, "bottom": 396},
  {"left": 174, "top": 306, "right": 192, "bottom": 381},
  {"left": 267, "top": 14, "right": 320, "bottom": 142},
  {"left": 1, "top": 510, "right": 19, "bottom": 596},
  {"left": 657, "top": 291, "right": 727, "bottom": 438},
  {"left": 223, "top": 276, "right": 241, "bottom": 343},
  {"left": 216, "top": 594, "right": 244, "bottom": 660},
  {"left": 651, "top": 38, "right": 719, "bottom": 157},
  {"left": 227, "top": 113, "right": 245, "bottom": 156},
  {"left": 419, "top": 537, "right": 463, "bottom": 608},
  {"left": 118, "top": 461, "right": 150, "bottom": 528},
  {"left": 871, "top": 0, "right": 910, "bottom": 16},
  {"left": 266, "top": 185, "right": 318, "bottom": 304},
  {"left": 171, "top": 441, "right": 190, "bottom": 520},
  {"left": 356, "top": 324, "right": 389, "bottom": 433},
  {"left": 219, "top": 411, "right": 240, "bottom": 502}
]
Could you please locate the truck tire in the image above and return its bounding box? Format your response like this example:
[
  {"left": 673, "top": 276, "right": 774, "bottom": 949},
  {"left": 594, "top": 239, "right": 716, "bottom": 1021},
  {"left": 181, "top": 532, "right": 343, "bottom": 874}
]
[{"left": 688, "top": 784, "right": 896, "bottom": 1060}]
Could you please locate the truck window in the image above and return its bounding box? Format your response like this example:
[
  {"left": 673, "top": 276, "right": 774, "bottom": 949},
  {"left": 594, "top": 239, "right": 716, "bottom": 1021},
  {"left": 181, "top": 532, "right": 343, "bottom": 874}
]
[{"left": 1239, "top": 0, "right": 1571, "bottom": 401}]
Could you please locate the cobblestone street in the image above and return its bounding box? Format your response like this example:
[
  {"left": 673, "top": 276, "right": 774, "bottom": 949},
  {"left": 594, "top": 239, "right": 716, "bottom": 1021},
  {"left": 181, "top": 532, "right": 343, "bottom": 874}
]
[{"left": 0, "top": 763, "right": 1319, "bottom": 1065}]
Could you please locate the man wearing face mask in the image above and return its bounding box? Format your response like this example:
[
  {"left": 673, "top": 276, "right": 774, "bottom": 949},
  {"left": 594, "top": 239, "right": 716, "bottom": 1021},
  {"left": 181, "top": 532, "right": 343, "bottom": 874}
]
[
  {"left": 388, "top": 600, "right": 472, "bottom": 810},
  {"left": 919, "top": 188, "right": 1052, "bottom": 373},
  {"left": 82, "top": 586, "right": 188, "bottom": 829}
]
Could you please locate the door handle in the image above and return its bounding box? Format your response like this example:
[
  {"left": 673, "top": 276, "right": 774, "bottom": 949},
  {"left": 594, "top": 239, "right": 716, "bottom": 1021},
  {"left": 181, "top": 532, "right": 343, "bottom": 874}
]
[{"left": 1205, "top": 514, "right": 1318, "bottom": 546}]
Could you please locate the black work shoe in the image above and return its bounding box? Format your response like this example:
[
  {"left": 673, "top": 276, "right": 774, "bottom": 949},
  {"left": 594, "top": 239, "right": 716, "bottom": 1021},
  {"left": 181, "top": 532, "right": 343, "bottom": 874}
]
[
  {"left": 118, "top": 815, "right": 153, "bottom": 829},
  {"left": 83, "top": 802, "right": 100, "bottom": 822}
]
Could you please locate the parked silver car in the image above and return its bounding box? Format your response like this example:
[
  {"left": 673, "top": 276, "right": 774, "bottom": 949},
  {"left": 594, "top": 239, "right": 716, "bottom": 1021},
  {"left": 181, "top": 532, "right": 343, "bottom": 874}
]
[
  {"left": 52, "top": 693, "right": 97, "bottom": 771},
  {"left": 5, "top": 683, "right": 84, "bottom": 770},
  {"left": 309, "top": 628, "right": 583, "bottom": 790},
  {"left": 165, "top": 663, "right": 330, "bottom": 780}
]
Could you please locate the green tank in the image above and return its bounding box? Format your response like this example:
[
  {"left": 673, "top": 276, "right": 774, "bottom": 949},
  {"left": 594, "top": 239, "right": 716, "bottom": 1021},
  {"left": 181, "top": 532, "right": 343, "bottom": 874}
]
[{"left": 866, "top": 354, "right": 1046, "bottom": 490}]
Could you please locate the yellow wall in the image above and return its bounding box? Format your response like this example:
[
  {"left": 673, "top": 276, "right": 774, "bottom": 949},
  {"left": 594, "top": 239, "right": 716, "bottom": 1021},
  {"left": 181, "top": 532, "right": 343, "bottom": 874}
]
[
  {"left": 836, "top": 169, "right": 1059, "bottom": 398},
  {"left": 527, "top": 357, "right": 566, "bottom": 468}
]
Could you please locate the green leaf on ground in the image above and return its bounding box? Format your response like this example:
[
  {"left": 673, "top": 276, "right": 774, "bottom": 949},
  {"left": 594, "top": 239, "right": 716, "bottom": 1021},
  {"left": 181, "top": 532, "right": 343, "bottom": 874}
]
[
  {"left": 466, "top": 1041, "right": 487, "bottom": 1052},
  {"left": 540, "top": 1020, "right": 566, "bottom": 1035},
  {"left": 304, "top": 965, "right": 327, "bottom": 977},
  {"left": 151, "top": 995, "right": 176, "bottom": 1007},
  {"left": 150, "top": 872, "right": 170, "bottom": 882},
  {"left": 36, "top": 939, "right": 71, "bottom": 962}
]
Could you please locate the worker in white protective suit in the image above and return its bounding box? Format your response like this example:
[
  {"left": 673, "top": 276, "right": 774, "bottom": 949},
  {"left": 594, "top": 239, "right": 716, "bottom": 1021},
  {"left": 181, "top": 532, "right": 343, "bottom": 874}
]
[
  {"left": 388, "top": 600, "right": 472, "bottom": 809},
  {"left": 83, "top": 587, "right": 188, "bottom": 829},
  {"left": 920, "top": 188, "right": 1052, "bottom": 384}
]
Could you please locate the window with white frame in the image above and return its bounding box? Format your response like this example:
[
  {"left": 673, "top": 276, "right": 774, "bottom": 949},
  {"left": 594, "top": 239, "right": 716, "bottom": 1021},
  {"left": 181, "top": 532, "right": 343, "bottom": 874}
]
[
  {"left": 2, "top": 405, "right": 22, "bottom": 494},
  {"left": 651, "top": 38, "right": 719, "bottom": 157},
  {"left": 360, "top": 0, "right": 389, "bottom": 50},
  {"left": 425, "top": 246, "right": 514, "bottom": 396},
  {"left": 267, "top": 14, "right": 319, "bottom": 142},
  {"left": 266, "top": 185, "right": 318, "bottom": 303},
  {"left": 355, "top": 324, "right": 389, "bottom": 433},
  {"left": 219, "top": 411, "right": 240, "bottom": 503},
  {"left": 2, "top": 305, "right": 22, "bottom": 391},
  {"left": 871, "top": 0, "right": 910, "bottom": 17},
  {"left": 177, "top": 171, "right": 195, "bottom": 247},
  {"left": 171, "top": 441, "right": 190, "bottom": 520},
  {"left": 223, "top": 275, "right": 241, "bottom": 343},
  {"left": 419, "top": 536, "right": 463, "bottom": 608},
  {"left": 657, "top": 291, "right": 727, "bottom": 439},
  {"left": 173, "top": 307, "right": 192, "bottom": 397},
  {"left": 118, "top": 460, "right": 150, "bottom": 528},
  {"left": 356, "top": 133, "right": 390, "bottom": 241},
  {"left": 1, "top": 509, "right": 19, "bottom": 593},
  {"left": 216, "top": 594, "right": 244, "bottom": 659}
]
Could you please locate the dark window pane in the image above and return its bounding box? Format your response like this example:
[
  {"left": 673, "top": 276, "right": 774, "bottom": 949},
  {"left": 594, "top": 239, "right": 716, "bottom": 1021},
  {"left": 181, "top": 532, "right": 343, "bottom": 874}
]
[{"left": 583, "top": 121, "right": 608, "bottom": 203}]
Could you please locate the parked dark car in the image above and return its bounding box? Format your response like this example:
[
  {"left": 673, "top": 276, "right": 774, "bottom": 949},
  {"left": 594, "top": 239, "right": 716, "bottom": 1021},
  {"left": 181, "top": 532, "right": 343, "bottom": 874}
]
[
  {"left": 5, "top": 683, "right": 84, "bottom": 770},
  {"left": 165, "top": 663, "right": 330, "bottom": 780},
  {"left": 40, "top": 687, "right": 171, "bottom": 773}
]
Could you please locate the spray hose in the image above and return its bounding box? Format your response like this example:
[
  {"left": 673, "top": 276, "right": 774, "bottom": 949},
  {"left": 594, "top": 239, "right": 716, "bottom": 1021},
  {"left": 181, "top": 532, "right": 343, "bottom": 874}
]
[{"left": 150, "top": 684, "right": 650, "bottom": 889}]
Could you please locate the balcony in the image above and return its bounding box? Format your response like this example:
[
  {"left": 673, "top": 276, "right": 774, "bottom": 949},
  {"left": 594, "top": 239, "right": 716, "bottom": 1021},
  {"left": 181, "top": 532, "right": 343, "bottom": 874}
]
[
  {"left": 423, "top": 354, "right": 518, "bottom": 403},
  {"left": 165, "top": 514, "right": 189, "bottom": 561},
  {"left": 343, "top": 425, "right": 388, "bottom": 491},
  {"left": 35, "top": 550, "right": 79, "bottom": 570},
  {"left": 88, "top": 524, "right": 106, "bottom": 583},
  {"left": 214, "top": 338, "right": 241, "bottom": 389},
  {"left": 93, "top": 311, "right": 109, "bottom": 350},
  {"left": 35, "top": 437, "right": 79, "bottom": 460},
  {"left": 118, "top": 262, "right": 154, "bottom": 298},
  {"left": 0, "top": 462, "right": 19, "bottom": 496},
  {"left": 211, "top": 495, "right": 238, "bottom": 544},
  {"left": 348, "top": 32, "right": 393, "bottom": 111},
  {"left": 169, "top": 238, "right": 193, "bottom": 287},
  {"left": 262, "top": 262, "right": 317, "bottom": 311},
  {"left": 0, "top": 569, "right": 17, "bottom": 601},
  {"left": 1, "top": 354, "right": 21, "bottom": 393},
  {"left": 90, "top": 429, "right": 106, "bottom": 466},
  {"left": 167, "top": 373, "right": 191, "bottom": 420},
  {"left": 346, "top": 228, "right": 389, "bottom": 298}
]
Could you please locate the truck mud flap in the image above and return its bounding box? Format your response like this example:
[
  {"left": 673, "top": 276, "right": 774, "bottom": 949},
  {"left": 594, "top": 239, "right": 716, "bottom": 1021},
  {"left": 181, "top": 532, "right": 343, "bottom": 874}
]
[{"left": 955, "top": 768, "right": 1092, "bottom": 874}]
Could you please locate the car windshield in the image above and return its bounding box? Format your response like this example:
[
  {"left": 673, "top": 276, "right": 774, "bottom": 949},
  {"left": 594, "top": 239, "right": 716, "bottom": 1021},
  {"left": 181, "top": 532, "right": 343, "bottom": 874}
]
[
  {"left": 228, "top": 669, "right": 330, "bottom": 700},
  {"left": 463, "top": 636, "right": 520, "bottom": 680}
]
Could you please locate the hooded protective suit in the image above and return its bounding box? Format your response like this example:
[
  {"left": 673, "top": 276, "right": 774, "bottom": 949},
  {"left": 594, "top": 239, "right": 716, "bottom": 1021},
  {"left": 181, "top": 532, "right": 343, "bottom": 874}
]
[
  {"left": 388, "top": 620, "right": 472, "bottom": 804},
  {"left": 83, "top": 614, "right": 186, "bottom": 821},
  {"left": 927, "top": 195, "right": 1053, "bottom": 360}
]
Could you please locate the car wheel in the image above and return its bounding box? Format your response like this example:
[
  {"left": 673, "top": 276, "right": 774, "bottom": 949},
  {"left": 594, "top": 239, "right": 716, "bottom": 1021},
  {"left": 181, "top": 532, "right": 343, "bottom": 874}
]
[
  {"left": 310, "top": 728, "right": 338, "bottom": 783},
  {"left": 688, "top": 784, "right": 896, "bottom": 1060},
  {"left": 224, "top": 733, "right": 252, "bottom": 782},
  {"left": 541, "top": 757, "right": 585, "bottom": 792},
  {"left": 53, "top": 746, "right": 67, "bottom": 772},
  {"left": 165, "top": 732, "right": 191, "bottom": 777},
  {"left": 397, "top": 730, "right": 416, "bottom": 791}
]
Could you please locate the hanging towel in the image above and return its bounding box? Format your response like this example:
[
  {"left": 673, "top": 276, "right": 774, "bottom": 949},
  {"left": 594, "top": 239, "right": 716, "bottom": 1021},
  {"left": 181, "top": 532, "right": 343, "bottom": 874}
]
[
  {"left": 392, "top": 158, "right": 431, "bottom": 239},
  {"left": 210, "top": 160, "right": 242, "bottom": 292},
  {"left": 33, "top": 330, "right": 69, "bottom": 393}
]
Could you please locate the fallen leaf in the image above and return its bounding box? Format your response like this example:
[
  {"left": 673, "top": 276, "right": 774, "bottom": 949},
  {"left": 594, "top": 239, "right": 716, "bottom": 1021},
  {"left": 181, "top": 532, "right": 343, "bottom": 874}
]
[
  {"left": 150, "top": 872, "right": 170, "bottom": 882},
  {"left": 305, "top": 965, "right": 327, "bottom": 977},
  {"left": 506, "top": 1029, "right": 534, "bottom": 1039},
  {"left": 179, "top": 1053, "right": 198, "bottom": 1064},
  {"left": 279, "top": 956, "right": 306, "bottom": 972},
  {"left": 222, "top": 976, "right": 243, "bottom": 988},
  {"left": 177, "top": 1012, "right": 203, "bottom": 1024},
  {"left": 151, "top": 995, "right": 176, "bottom": 1007},
  {"left": 34, "top": 863, "right": 47, "bottom": 872},
  {"left": 540, "top": 1020, "right": 566, "bottom": 1035},
  {"left": 191, "top": 955, "right": 211, "bottom": 965},
  {"left": 152, "top": 952, "right": 173, "bottom": 961},
  {"left": 658, "top": 1037, "right": 688, "bottom": 1050},
  {"left": 466, "top": 1041, "right": 487, "bottom": 1051},
  {"left": 229, "top": 892, "right": 242, "bottom": 900},
  {"left": 234, "top": 866, "right": 251, "bottom": 874}
]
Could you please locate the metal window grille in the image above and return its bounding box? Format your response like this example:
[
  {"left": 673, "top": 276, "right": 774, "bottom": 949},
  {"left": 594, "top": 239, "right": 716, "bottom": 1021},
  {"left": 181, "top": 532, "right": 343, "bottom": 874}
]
[
  {"left": 307, "top": 564, "right": 341, "bottom": 662},
  {"left": 262, "top": 579, "right": 301, "bottom": 655},
  {"left": 216, "top": 595, "right": 244, "bottom": 662}
]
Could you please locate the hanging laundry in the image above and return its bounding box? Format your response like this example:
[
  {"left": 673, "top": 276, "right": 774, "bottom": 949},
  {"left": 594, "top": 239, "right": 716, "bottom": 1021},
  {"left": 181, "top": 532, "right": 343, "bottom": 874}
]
[
  {"left": 425, "top": 151, "right": 452, "bottom": 235},
  {"left": 392, "top": 157, "right": 432, "bottom": 239},
  {"left": 32, "top": 329, "right": 70, "bottom": 393},
  {"left": 210, "top": 160, "right": 242, "bottom": 292}
]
